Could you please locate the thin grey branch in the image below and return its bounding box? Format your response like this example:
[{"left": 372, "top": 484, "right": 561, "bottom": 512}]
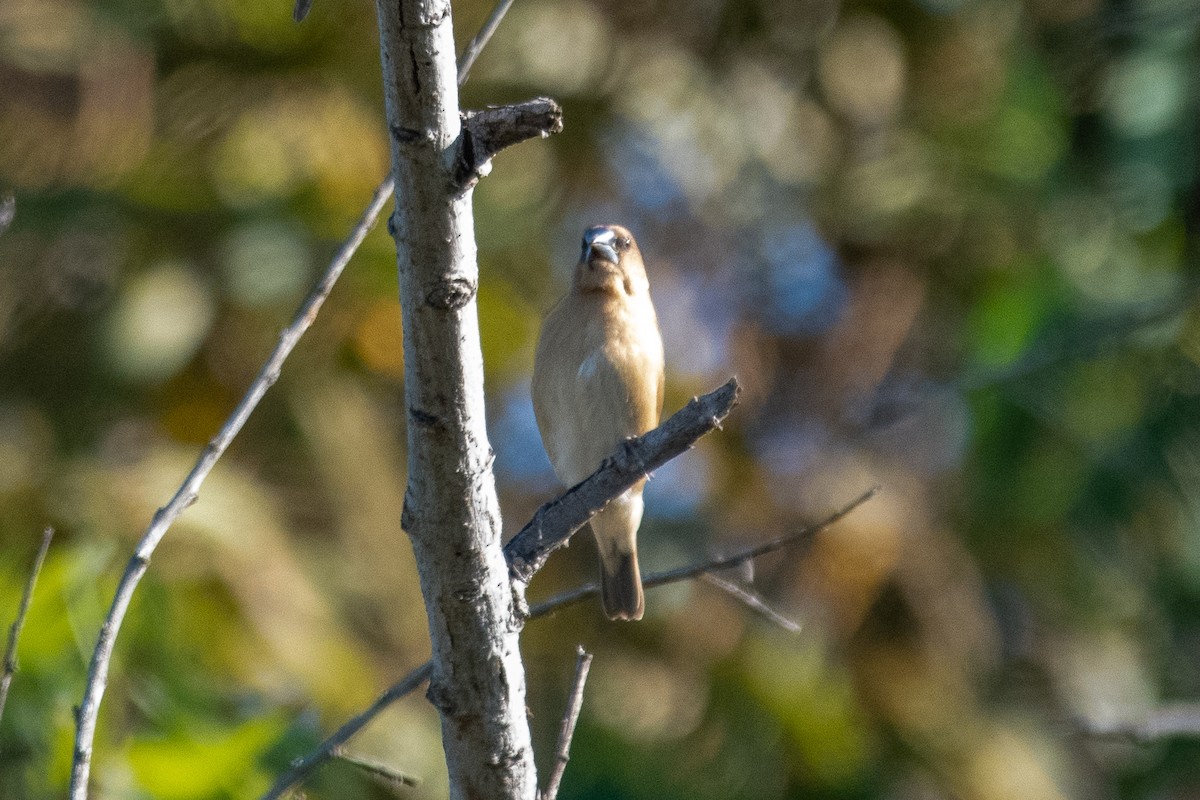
[
  {"left": 505, "top": 378, "right": 741, "bottom": 587},
  {"left": 456, "top": 98, "right": 563, "bottom": 188},
  {"left": 0, "top": 526, "right": 53, "bottom": 726},
  {"left": 292, "top": 0, "right": 313, "bottom": 22},
  {"left": 528, "top": 486, "right": 880, "bottom": 618},
  {"left": 1076, "top": 704, "right": 1200, "bottom": 743},
  {"left": 68, "top": 181, "right": 394, "bottom": 800},
  {"left": 541, "top": 646, "right": 592, "bottom": 800},
  {"left": 261, "top": 663, "right": 431, "bottom": 800},
  {"left": 457, "top": 0, "right": 516, "bottom": 84},
  {"left": 333, "top": 747, "right": 421, "bottom": 790},
  {"left": 701, "top": 574, "right": 802, "bottom": 633}
]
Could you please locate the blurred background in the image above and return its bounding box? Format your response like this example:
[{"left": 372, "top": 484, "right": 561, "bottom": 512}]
[{"left": 3, "top": 0, "right": 1200, "bottom": 796}]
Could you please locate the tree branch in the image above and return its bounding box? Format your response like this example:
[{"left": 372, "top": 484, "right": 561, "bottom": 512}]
[
  {"left": 333, "top": 747, "right": 421, "bottom": 790},
  {"left": 1076, "top": 704, "right": 1200, "bottom": 743},
  {"left": 701, "top": 574, "right": 802, "bottom": 633},
  {"left": 68, "top": 179, "right": 394, "bottom": 800},
  {"left": 263, "top": 378, "right": 741, "bottom": 797},
  {"left": 505, "top": 378, "right": 741, "bottom": 587},
  {"left": 260, "top": 663, "right": 432, "bottom": 800},
  {"left": 374, "top": 0, "right": 543, "bottom": 795},
  {"left": 457, "top": 0, "right": 516, "bottom": 84},
  {"left": 265, "top": 486, "right": 878, "bottom": 794},
  {"left": 455, "top": 98, "right": 564, "bottom": 189},
  {"left": 0, "top": 526, "right": 53, "bottom": 727},
  {"left": 541, "top": 646, "right": 592, "bottom": 800},
  {"left": 527, "top": 486, "right": 880, "bottom": 618}
]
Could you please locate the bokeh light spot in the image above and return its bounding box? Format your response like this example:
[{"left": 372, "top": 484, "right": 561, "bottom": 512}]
[
  {"left": 818, "top": 15, "right": 907, "bottom": 126},
  {"left": 103, "top": 261, "right": 215, "bottom": 384},
  {"left": 755, "top": 221, "right": 846, "bottom": 336},
  {"left": 219, "top": 221, "right": 311, "bottom": 308},
  {"left": 1104, "top": 51, "right": 1186, "bottom": 139},
  {"left": 490, "top": 386, "right": 555, "bottom": 489},
  {"left": 645, "top": 448, "right": 711, "bottom": 520}
]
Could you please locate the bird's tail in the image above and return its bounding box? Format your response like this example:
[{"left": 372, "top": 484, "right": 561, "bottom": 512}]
[
  {"left": 591, "top": 491, "right": 646, "bottom": 621},
  {"left": 600, "top": 549, "right": 643, "bottom": 621}
]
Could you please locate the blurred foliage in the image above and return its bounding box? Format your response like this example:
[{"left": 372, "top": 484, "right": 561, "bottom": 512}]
[{"left": 3, "top": 0, "right": 1200, "bottom": 797}]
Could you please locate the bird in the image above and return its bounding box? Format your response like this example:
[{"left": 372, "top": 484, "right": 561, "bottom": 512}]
[{"left": 532, "top": 224, "right": 665, "bottom": 621}]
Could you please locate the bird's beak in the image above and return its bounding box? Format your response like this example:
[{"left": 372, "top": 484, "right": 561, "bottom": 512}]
[{"left": 583, "top": 228, "right": 619, "bottom": 265}]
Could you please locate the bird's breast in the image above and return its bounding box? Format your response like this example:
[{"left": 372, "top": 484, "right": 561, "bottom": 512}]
[{"left": 533, "top": 291, "right": 663, "bottom": 485}]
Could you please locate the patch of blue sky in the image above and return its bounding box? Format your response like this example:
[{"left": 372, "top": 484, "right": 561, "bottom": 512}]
[
  {"left": 490, "top": 386, "right": 557, "bottom": 490},
  {"left": 655, "top": 269, "right": 734, "bottom": 379},
  {"left": 601, "top": 123, "right": 690, "bottom": 216},
  {"left": 645, "top": 447, "right": 711, "bottom": 520},
  {"left": 754, "top": 219, "right": 846, "bottom": 336},
  {"left": 752, "top": 416, "right": 832, "bottom": 481}
]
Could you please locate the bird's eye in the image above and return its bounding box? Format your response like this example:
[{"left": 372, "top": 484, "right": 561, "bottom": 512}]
[{"left": 616, "top": 236, "right": 631, "bottom": 251}]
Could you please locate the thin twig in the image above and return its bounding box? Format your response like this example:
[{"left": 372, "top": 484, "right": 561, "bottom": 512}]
[
  {"left": 541, "top": 646, "right": 592, "bottom": 800},
  {"left": 528, "top": 486, "right": 880, "bottom": 618},
  {"left": 1076, "top": 704, "right": 1200, "bottom": 743},
  {"left": 332, "top": 747, "right": 421, "bottom": 790},
  {"left": 0, "top": 527, "right": 53, "bottom": 726},
  {"left": 457, "top": 0, "right": 516, "bottom": 85},
  {"left": 701, "top": 574, "right": 802, "bottom": 633},
  {"left": 266, "top": 487, "right": 879, "bottom": 794},
  {"left": 260, "top": 663, "right": 431, "bottom": 800},
  {"left": 68, "top": 182, "right": 394, "bottom": 799}
]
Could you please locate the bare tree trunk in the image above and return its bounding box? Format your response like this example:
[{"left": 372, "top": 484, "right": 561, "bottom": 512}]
[{"left": 373, "top": 1, "right": 537, "bottom": 798}]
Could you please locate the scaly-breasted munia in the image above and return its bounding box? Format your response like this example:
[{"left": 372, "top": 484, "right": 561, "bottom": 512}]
[{"left": 532, "top": 224, "right": 665, "bottom": 621}]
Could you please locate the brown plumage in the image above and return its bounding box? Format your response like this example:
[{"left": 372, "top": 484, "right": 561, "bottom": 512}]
[{"left": 532, "top": 225, "right": 665, "bottom": 620}]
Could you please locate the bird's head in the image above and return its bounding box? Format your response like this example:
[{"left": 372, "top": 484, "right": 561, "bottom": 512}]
[{"left": 573, "top": 224, "right": 648, "bottom": 297}]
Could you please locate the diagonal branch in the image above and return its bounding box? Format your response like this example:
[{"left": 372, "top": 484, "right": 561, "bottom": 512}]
[
  {"left": 332, "top": 747, "right": 421, "bottom": 790},
  {"left": 527, "top": 486, "right": 880, "bottom": 618},
  {"left": 702, "top": 574, "right": 802, "bottom": 633},
  {"left": 505, "top": 378, "right": 741, "bottom": 586},
  {"left": 68, "top": 179, "right": 394, "bottom": 800},
  {"left": 262, "top": 379, "right": 737, "bottom": 797},
  {"left": 1076, "top": 704, "right": 1200, "bottom": 743},
  {"left": 457, "top": 0, "right": 516, "bottom": 84},
  {"left": 261, "top": 663, "right": 432, "bottom": 800},
  {"left": 541, "top": 646, "right": 592, "bottom": 800},
  {"left": 264, "top": 486, "right": 878, "bottom": 795},
  {"left": 0, "top": 526, "right": 53, "bottom": 726}
]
